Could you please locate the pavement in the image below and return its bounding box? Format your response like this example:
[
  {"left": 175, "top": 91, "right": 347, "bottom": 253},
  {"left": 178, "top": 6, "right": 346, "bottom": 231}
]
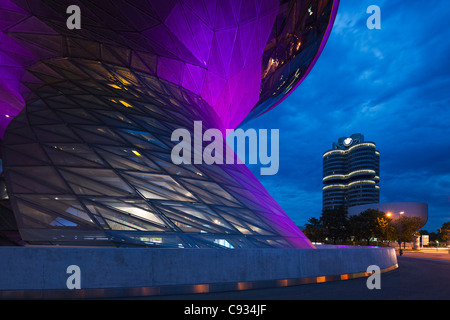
[{"left": 400, "top": 249, "right": 450, "bottom": 261}]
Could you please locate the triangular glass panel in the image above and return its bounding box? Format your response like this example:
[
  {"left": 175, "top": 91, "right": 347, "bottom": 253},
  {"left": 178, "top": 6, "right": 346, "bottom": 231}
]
[
  {"left": 44, "top": 143, "right": 104, "bottom": 165},
  {"left": 5, "top": 142, "right": 49, "bottom": 163},
  {"left": 73, "top": 126, "right": 126, "bottom": 145},
  {"left": 59, "top": 169, "right": 133, "bottom": 197},
  {"left": 123, "top": 172, "right": 196, "bottom": 201},
  {"left": 18, "top": 194, "right": 95, "bottom": 225},
  {"left": 180, "top": 178, "right": 241, "bottom": 206},
  {"left": 43, "top": 145, "right": 103, "bottom": 167},
  {"left": 118, "top": 128, "right": 169, "bottom": 150},
  {"left": 95, "top": 148, "right": 159, "bottom": 172},
  {"left": 63, "top": 167, "right": 133, "bottom": 193},
  {"left": 87, "top": 198, "right": 169, "bottom": 229},
  {"left": 7, "top": 166, "right": 71, "bottom": 193}
]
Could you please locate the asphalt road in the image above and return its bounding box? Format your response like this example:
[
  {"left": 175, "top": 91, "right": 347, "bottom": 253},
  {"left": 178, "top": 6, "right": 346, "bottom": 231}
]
[{"left": 144, "top": 255, "right": 450, "bottom": 300}]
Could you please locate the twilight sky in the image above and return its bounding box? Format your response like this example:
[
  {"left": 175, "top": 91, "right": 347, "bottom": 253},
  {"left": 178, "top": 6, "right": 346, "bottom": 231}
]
[{"left": 242, "top": 0, "right": 450, "bottom": 232}]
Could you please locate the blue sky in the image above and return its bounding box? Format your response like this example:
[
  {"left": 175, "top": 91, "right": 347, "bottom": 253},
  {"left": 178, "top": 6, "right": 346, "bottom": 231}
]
[{"left": 243, "top": 0, "right": 450, "bottom": 232}]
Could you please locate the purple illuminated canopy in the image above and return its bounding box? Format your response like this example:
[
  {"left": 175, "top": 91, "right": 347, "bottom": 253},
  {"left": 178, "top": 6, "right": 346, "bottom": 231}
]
[{"left": 0, "top": 0, "right": 339, "bottom": 248}]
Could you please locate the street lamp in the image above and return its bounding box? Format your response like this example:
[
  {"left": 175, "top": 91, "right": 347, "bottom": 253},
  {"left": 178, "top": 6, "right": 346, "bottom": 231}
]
[
  {"left": 385, "top": 212, "right": 392, "bottom": 246},
  {"left": 399, "top": 211, "right": 404, "bottom": 255}
]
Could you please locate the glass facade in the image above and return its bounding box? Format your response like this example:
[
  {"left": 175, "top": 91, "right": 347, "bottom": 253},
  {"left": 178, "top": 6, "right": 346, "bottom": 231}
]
[
  {"left": 0, "top": 0, "right": 339, "bottom": 248},
  {"left": 323, "top": 134, "right": 380, "bottom": 210}
]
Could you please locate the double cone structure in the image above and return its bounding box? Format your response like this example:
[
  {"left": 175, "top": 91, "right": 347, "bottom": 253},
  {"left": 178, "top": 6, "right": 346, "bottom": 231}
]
[{"left": 0, "top": 0, "right": 339, "bottom": 248}]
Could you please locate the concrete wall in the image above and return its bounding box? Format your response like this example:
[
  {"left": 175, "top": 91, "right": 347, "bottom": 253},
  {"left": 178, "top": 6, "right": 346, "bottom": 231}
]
[{"left": 0, "top": 246, "right": 397, "bottom": 298}]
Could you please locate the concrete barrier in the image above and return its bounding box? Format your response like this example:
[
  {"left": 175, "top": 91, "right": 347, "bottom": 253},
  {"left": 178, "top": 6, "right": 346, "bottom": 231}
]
[{"left": 0, "top": 246, "right": 397, "bottom": 299}]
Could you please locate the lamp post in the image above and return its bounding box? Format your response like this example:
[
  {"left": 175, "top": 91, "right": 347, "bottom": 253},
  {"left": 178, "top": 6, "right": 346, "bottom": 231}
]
[
  {"left": 386, "top": 212, "right": 391, "bottom": 246},
  {"left": 399, "top": 211, "right": 404, "bottom": 255}
]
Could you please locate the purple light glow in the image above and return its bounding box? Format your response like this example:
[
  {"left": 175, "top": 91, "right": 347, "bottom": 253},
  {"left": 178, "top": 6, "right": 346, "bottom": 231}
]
[
  {"left": 155, "top": 0, "right": 279, "bottom": 134},
  {"left": 0, "top": 0, "right": 340, "bottom": 137},
  {"left": 0, "top": 0, "right": 340, "bottom": 249}
]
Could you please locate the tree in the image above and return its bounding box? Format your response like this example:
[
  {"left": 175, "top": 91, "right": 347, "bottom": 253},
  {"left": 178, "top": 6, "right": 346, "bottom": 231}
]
[
  {"left": 348, "top": 209, "right": 387, "bottom": 245},
  {"left": 348, "top": 214, "right": 364, "bottom": 244},
  {"left": 303, "top": 217, "right": 324, "bottom": 243},
  {"left": 391, "top": 216, "right": 425, "bottom": 247},
  {"left": 428, "top": 231, "right": 439, "bottom": 243},
  {"left": 377, "top": 214, "right": 393, "bottom": 244},
  {"left": 321, "top": 206, "right": 349, "bottom": 244},
  {"left": 438, "top": 222, "right": 450, "bottom": 245}
]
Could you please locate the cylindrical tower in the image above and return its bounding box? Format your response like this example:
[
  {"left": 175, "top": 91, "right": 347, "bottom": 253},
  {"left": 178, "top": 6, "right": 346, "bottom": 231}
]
[{"left": 323, "top": 134, "right": 380, "bottom": 210}]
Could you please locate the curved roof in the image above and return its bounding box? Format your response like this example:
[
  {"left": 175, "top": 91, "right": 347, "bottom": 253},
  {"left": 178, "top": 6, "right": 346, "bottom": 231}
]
[{"left": 0, "top": 0, "right": 340, "bottom": 136}]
